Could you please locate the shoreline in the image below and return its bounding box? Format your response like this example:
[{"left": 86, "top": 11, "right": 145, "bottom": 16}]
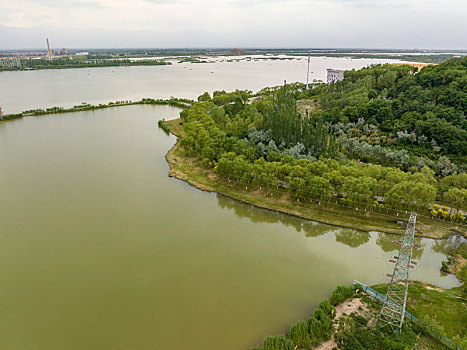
[
  {"left": 0, "top": 98, "right": 193, "bottom": 121},
  {"left": 2, "top": 101, "right": 464, "bottom": 240},
  {"left": 164, "top": 118, "right": 466, "bottom": 240}
]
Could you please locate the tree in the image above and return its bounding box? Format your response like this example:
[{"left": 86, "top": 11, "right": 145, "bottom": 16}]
[
  {"left": 442, "top": 188, "right": 467, "bottom": 213},
  {"left": 385, "top": 181, "right": 436, "bottom": 211},
  {"left": 197, "top": 91, "right": 211, "bottom": 102}
]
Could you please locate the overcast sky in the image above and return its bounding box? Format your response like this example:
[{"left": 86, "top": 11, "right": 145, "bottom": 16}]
[{"left": 1, "top": 0, "right": 466, "bottom": 49}]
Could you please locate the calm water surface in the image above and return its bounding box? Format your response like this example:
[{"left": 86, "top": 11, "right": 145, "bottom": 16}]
[
  {"left": 0, "top": 55, "right": 406, "bottom": 114},
  {"left": 0, "top": 105, "right": 459, "bottom": 350}
]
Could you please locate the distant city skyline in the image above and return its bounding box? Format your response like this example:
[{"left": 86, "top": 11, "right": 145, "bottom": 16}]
[{"left": 1, "top": 0, "right": 466, "bottom": 50}]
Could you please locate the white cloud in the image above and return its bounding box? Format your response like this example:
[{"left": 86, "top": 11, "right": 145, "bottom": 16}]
[{"left": 0, "top": 0, "right": 466, "bottom": 49}]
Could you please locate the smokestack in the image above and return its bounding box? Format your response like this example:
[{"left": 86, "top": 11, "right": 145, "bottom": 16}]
[{"left": 46, "top": 38, "right": 52, "bottom": 61}]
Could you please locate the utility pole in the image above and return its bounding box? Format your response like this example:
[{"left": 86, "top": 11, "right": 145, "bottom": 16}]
[
  {"left": 306, "top": 48, "right": 311, "bottom": 90},
  {"left": 378, "top": 213, "right": 417, "bottom": 333}
]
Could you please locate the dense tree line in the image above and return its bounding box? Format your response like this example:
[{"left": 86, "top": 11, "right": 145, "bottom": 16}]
[{"left": 178, "top": 83, "right": 466, "bottom": 218}]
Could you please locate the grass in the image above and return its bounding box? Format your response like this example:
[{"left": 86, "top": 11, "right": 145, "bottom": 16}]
[
  {"left": 372, "top": 281, "right": 466, "bottom": 340},
  {"left": 452, "top": 243, "right": 467, "bottom": 283},
  {"left": 165, "top": 118, "right": 186, "bottom": 138},
  {"left": 164, "top": 118, "right": 465, "bottom": 239}
]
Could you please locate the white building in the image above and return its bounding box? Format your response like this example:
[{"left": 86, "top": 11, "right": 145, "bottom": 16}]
[
  {"left": 327, "top": 69, "right": 345, "bottom": 84},
  {"left": 0, "top": 57, "right": 21, "bottom": 68}
]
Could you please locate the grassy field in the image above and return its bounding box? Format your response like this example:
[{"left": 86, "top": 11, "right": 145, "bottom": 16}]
[
  {"left": 372, "top": 281, "right": 466, "bottom": 339},
  {"left": 370, "top": 242, "right": 467, "bottom": 348},
  {"left": 164, "top": 118, "right": 465, "bottom": 239}
]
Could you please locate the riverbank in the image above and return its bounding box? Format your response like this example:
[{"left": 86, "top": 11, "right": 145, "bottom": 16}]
[
  {"left": 165, "top": 118, "right": 465, "bottom": 239},
  {"left": 251, "top": 280, "right": 466, "bottom": 350},
  {"left": 0, "top": 98, "right": 193, "bottom": 121}
]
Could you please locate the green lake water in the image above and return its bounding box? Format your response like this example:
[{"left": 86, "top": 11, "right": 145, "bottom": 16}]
[{"left": 0, "top": 105, "right": 460, "bottom": 349}]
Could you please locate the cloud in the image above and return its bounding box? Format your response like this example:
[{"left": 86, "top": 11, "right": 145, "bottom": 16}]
[
  {"left": 0, "top": 0, "right": 466, "bottom": 49},
  {"left": 72, "top": 1, "right": 108, "bottom": 8}
]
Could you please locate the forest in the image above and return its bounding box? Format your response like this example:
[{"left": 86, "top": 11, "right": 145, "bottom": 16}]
[
  {"left": 174, "top": 57, "right": 467, "bottom": 220},
  {"left": 313, "top": 58, "right": 467, "bottom": 169}
]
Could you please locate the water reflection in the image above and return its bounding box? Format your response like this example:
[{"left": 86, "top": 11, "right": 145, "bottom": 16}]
[
  {"left": 217, "top": 194, "right": 304, "bottom": 231},
  {"left": 215, "top": 194, "right": 462, "bottom": 283},
  {"left": 218, "top": 194, "right": 429, "bottom": 255},
  {"left": 217, "top": 194, "right": 355, "bottom": 239},
  {"left": 431, "top": 234, "right": 466, "bottom": 254},
  {"left": 335, "top": 229, "right": 370, "bottom": 248},
  {"left": 302, "top": 221, "right": 334, "bottom": 238},
  {"left": 375, "top": 233, "right": 424, "bottom": 260}
]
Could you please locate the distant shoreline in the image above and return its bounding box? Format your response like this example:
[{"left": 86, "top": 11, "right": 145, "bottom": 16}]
[
  {"left": 0, "top": 98, "right": 193, "bottom": 121},
  {"left": 1, "top": 50, "right": 462, "bottom": 72}
]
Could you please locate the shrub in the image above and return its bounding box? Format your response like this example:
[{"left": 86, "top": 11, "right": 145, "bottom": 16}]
[
  {"left": 335, "top": 313, "right": 417, "bottom": 350},
  {"left": 288, "top": 321, "right": 310, "bottom": 348},
  {"left": 452, "top": 334, "right": 467, "bottom": 349},
  {"left": 262, "top": 335, "right": 295, "bottom": 350},
  {"left": 307, "top": 317, "right": 322, "bottom": 346},
  {"left": 318, "top": 298, "right": 336, "bottom": 318},
  {"left": 313, "top": 308, "right": 333, "bottom": 340},
  {"left": 330, "top": 285, "right": 355, "bottom": 306},
  {"left": 307, "top": 308, "right": 333, "bottom": 345},
  {"left": 157, "top": 119, "right": 170, "bottom": 133},
  {"left": 441, "top": 260, "right": 450, "bottom": 273}
]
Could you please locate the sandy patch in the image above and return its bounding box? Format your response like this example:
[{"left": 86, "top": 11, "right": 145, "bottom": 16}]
[
  {"left": 315, "top": 298, "right": 369, "bottom": 350},
  {"left": 452, "top": 254, "right": 467, "bottom": 283}
]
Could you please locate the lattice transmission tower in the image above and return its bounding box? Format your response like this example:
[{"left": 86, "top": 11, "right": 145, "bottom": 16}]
[{"left": 377, "top": 212, "right": 417, "bottom": 333}]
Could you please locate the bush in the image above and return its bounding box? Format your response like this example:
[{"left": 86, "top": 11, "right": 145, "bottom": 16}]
[
  {"left": 314, "top": 308, "right": 333, "bottom": 340},
  {"left": 375, "top": 337, "right": 409, "bottom": 350},
  {"left": 307, "top": 317, "right": 322, "bottom": 346},
  {"left": 441, "top": 260, "right": 450, "bottom": 273},
  {"left": 330, "top": 285, "right": 355, "bottom": 305},
  {"left": 307, "top": 308, "right": 333, "bottom": 345},
  {"left": 262, "top": 335, "right": 295, "bottom": 350},
  {"left": 288, "top": 321, "right": 310, "bottom": 348},
  {"left": 157, "top": 119, "right": 170, "bottom": 133},
  {"left": 335, "top": 313, "right": 417, "bottom": 350},
  {"left": 319, "top": 298, "right": 336, "bottom": 318}
]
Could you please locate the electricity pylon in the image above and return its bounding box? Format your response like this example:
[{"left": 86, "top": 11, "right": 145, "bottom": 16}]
[{"left": 378, "top": 212, "right": 417, "bottom": 333}]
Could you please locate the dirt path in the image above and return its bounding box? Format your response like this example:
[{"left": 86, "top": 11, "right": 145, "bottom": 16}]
[{"left": 315, "top": 298, "right": 369, "bottom": 350}]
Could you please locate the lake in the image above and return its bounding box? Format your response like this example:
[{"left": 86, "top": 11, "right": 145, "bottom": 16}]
[
  {"left": 0, "top": 103, "right": 459, "bottom": 350},
  {"left": 0, "top": 55, "right": 406, "bottom": 114}
]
